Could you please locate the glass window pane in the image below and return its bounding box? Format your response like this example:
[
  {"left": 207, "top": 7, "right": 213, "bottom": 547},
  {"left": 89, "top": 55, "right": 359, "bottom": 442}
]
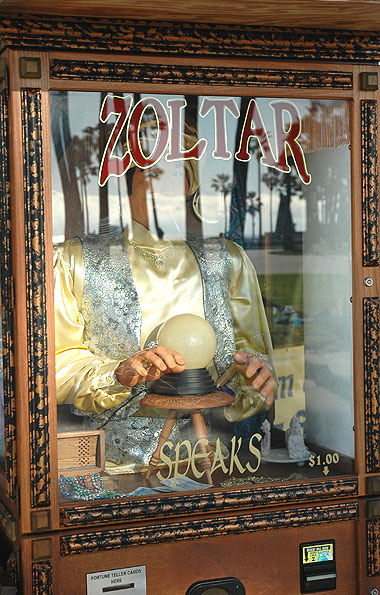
[{"left": 51, "top": 91, "right": 353, "bottom": 502}]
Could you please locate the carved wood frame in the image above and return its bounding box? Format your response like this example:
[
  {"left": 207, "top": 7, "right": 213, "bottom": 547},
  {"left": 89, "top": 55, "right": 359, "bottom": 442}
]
[
  {"left": 0, "top": 88, "right": 17, "bottom": 502},
  {"left": 0, "top": 18, "right": 377, "bottom": 570},
  {"left": 11, "top": 18, "right": 369, "bottom": 518},
  {"left": 21, "top": 89, "right": 51, "bottom": 509},
  {"left": 60, "top": 501, "right": 359, "bottom": 555},
  {"left": 0, "top": 15, "right": 379, "bottom": 63}
]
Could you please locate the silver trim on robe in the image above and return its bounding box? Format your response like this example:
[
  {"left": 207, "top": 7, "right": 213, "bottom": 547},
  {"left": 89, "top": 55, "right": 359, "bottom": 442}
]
[{"left": 186, "top": 236, "right": 236, "bottom": 375}]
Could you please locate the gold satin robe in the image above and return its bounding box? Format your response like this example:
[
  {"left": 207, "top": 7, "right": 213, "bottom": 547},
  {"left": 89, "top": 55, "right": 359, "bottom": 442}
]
[{"left": 54, "top": 222, "right": 275, "bottom": 422}]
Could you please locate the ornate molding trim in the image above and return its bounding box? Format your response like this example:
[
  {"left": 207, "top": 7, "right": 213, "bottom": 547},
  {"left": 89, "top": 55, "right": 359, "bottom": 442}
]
[
  {"left": 32, "top": 562, "right": 53, "bottom": 595},
  {"left": 364, "top": 297, "right": 380, "bottom": 474},
  {"left": 367, "top": 518, "right": 380, "bottom": 576},
  {"left": 0, "top": 16, "right": 380, "bottom": 63},
  {"left": 60, "top": 500, "right": 358, "bottom": 556},
  {"left": 0, "top": 88, "right": 17, "bottom": 501},
  {"left": 60, "top": 477, "right": 358, "bottom": 528},
  {"left": 50, "top": 59, "right": 353, "bottom": 89},
  {"left": 21, "top": 89, "right": 50, "bottom": 507},
  {"left": 361, "top": 100, "right": 380, "bottom": 267}
]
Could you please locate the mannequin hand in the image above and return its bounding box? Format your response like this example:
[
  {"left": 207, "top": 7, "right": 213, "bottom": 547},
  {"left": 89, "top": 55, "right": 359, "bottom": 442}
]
[
  {"left": 115, "top": 346, "right": 186, "bottom": 387},
  {"left": 233, "top": 352, "right": 275, "bottom": 407}
]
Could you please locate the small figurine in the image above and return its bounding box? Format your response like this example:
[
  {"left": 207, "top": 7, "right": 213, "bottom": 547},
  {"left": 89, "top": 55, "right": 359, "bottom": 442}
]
[
  {"left": 261, "top": 419, "right": 271, "bottom": 457},
  {"left": 286, "top": 416, "right": 310, "bottom": 460}
]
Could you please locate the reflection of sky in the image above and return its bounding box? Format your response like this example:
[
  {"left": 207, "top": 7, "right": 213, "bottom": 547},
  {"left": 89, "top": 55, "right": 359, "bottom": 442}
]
[{"left": 51, "top": 91, "right": 348, "bottom": 242}]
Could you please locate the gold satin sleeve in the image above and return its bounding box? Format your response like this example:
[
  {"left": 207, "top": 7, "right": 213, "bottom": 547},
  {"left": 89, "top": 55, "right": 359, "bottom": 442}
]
[
  {"left": 54, "top": 239, "right": 130, "bottom": 414},
  {"left": 225, "top": 240, "right": 277, "bottom": 421}
]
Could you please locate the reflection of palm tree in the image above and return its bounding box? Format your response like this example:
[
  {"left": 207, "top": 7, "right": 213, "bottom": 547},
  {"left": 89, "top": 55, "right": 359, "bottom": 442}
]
[
  {"left": 228, "top": 96, "right": 250, "bottom": 245},
  {"left": 140, "top": 117, "right": 164, "bottom": 239},
  {"left": 247, "top": 191, "right": 258, "bottom": 244},
  {"left": 98, "top": 92, "right": 110, "bottom": 233},
  {"left": 211, "top": 173, "right": 232, "bottom": 234},
  {"left": 81, "top": 94, "right": 121, "bottom": 235},
  {"left": 51, "top": 91, "right": 84, "bottom": 238},
  {"left": 273, "top": 161, "right": 302, "bottom": 250},
  {"left": 263, "top": 169, "right": 282, "bottom": 235},
  {"left": 81, "top": 117, "right": 121, "bottom": 235},
  {"left": 184, "top": 95, "right": 202, "bottom": 239},
  {"left": 71, "top": 134, "right": 97, "bottom": 234},
  {"left": 250, "top": 139, "right": 267, "bottom": 244}
]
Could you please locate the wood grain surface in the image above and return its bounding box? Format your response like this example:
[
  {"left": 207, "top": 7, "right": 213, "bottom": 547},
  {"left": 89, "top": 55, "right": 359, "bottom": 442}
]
[{"left": 0, "top": 0, "right": 380, "bottom": 30}]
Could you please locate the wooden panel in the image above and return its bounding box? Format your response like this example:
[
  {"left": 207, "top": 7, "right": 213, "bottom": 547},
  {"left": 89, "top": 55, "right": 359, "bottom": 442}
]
[
  {"left": 1, "top": 0, "right": 380, "bottom": 31},
  {"left": 54, "top": 520, "right": 358, "bottom": 595}
]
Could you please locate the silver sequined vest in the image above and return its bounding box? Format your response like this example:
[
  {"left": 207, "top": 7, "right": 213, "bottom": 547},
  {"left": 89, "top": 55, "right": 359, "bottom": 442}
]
[
  {"left": 81, "top": 233, "right": 236, "bottom": 373},
  {"left": 78, "top": 233, "right": 236, "bottom": 465}
]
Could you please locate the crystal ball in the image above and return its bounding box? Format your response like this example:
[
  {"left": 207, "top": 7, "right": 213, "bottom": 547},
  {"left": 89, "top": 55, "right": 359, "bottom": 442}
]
[{"left": 157, "top": 313, "right": 217, "bottom": 369}]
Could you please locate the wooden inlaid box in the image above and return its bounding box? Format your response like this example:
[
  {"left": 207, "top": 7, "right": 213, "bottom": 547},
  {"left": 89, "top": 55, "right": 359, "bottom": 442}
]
[{"left": 57, "top": 430, "right": 105, "bottom": 476}]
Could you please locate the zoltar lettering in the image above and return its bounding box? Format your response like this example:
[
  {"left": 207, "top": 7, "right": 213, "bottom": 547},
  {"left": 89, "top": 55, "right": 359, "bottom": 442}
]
[
  {"left": 98, "top": 94, "right": 311, "bottom": 186},
  {"left": 157, "top": 434, "right": 262, "bottom": 487}
]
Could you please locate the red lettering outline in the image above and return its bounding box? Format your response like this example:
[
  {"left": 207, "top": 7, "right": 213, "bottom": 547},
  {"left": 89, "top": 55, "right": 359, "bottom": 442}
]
[{"left": 98, "top": 94, "right": 133, "bottom": 187}]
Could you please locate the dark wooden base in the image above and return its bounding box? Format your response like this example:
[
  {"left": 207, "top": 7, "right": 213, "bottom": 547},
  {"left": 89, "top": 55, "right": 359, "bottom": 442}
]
[{"left": 22, "top": 516, "right": 358, "bottom": 594}]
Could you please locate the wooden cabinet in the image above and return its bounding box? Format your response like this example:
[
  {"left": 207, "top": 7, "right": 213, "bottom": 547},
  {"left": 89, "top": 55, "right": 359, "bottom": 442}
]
[{"left": 0, "top": 15, "right": 379, "bottom": 595}]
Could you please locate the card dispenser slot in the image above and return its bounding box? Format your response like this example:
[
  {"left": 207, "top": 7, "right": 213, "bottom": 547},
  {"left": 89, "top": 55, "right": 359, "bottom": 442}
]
[
  {"left": 103, "top": 585, "right": 135, "bottom": 592},
  {"left": 300, "top": 540, "right": 336, "bottom": 593},
  {"left": 307, "top": 573, "right": 337, "bottom": 582}
]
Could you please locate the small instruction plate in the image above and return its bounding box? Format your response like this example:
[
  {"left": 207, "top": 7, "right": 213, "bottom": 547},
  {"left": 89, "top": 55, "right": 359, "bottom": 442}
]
[{"left": 86, "top": 565, "right": 146, "bottom": 595}]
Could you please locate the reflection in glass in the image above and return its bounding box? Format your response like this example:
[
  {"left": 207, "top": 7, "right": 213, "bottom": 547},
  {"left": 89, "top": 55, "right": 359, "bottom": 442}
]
[{"left": 51, "top": 91, "right": 354, "bottom": 502}]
